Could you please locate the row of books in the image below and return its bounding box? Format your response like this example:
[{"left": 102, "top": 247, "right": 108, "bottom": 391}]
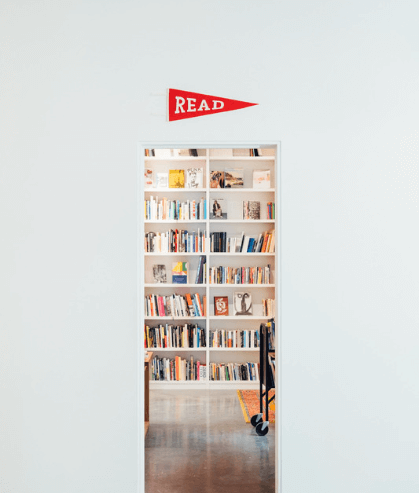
[
  {"left": 144, "top": 324, "right": 206, "bottom": 349},
  {"left": 209, "top": 362, "right": 259, "bottom": 381},
  {"left": 145, "top": 293, "right": 206, "bottom": 317},
  {"left": 209, "top": 329, "right": 260, "bottom": 348},
  {"left": 195, "top": 256, "right": 206, "bottom": 284},
  {"left": 145, "top": 149, "right": 274, "bottom": 158},
  {"left": 145, "top": 229, "right": 206, "bottom": 253},
  {"left": 151, "top": 356, "right": 205, "bottom": 381},
  {"left": 262, "top": 299, "right": 275, "bottom": 317},
  {"left": 209, "top": 265, "right": 271, "bottom": 285},
  {"left": 145, "top": 168, "right": 204, "bottom": 189},
  {"left": 144, "top": 197, "right": 207, "bottom": 221},
  {"left": 267, "top": 202, "right": 275, "bottom": 220},
  {"left": 210, "top": 231, "right": 275, "bottom": 253}
]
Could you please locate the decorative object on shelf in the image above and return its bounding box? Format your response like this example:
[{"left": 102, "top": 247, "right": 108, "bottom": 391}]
[
  {"left": 156, "top": 172, "right": 169, "bottom": 188},
  {"left": 210, "top": 198, "right": 227, "bottom": 219},
  {"left": 185, "top": 168, "right": 204, "bottom": 188},
  {"left": 144, "top": 168, "right": 153, "bottom": 188},
  {"left": 214, "top": 296, "right": 229, "bottom": 316},
  {"left": 253, "top": 170, "right": 271, "bottom": 189},
  {"left": 210, "top": 170, "right": 224, "bottom": 188},
  {"left": 152, "top": 265, "right": 167, "bottom": 283},
  {"left": 169, "top": 169, "right": 185, "bottom": 188},
  {"left": 224, "top": 168, "right": 244, "bottom": 188},
  {"left": 172, "top": 262, "right": 188, "bottom": 284},
  {"left": 243, "top": 201, "right": 261, "bottom": 220},
  {"left": 233, "top": 292, "right": 253, "bottom": 316}
]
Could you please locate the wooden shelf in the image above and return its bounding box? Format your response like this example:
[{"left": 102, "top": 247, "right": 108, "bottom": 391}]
[
  {"left": 144, "top": 283, "right": 207, "bottom": 288},
  {"left": 144, "top": 188, "right": 206, "bottom": 193},
  {"left": 146, "top": 347, "right": 207, "bottom": 351},
  {"left": 145, "top": 252, "right": 206, "bottom": 256},
  {"left": 209, "top": 316, "right": 272, "bottom": 320},
  {"left": 209, "top": 188, "right": 275, "bottom": 193},
  {"left": 145, "top": 316, "right": 206, "bottom": 320},
  {"left": 209, "top": 252, "right": 275, "bottom": 256},
  {"left": 209, "top": 284, "right": 275, "bottom": 288},
  {"left": 209, "top": 156, "right": 275, "bottom": 161},
  {"left": 145, "top": 220, "right": 206, "bottom": 224},
  {"left": 145, "top": 157, "right": 206, "bottom": 161},
  {"left": 209, "top": 347, "right": 259, "bottom": 351},
  {"left": 209, "top": 219, "right": 275, "bottom": 223}
]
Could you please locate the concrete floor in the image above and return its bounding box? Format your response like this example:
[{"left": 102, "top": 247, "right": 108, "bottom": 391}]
[{"left": 145, "top": 389, "right": 275, "bottom": 493}]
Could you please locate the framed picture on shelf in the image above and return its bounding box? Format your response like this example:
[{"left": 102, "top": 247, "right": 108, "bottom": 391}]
[
  {"left": 214, "top": 296, "right": 229, "bottom": 316},
  {"left": 224, "top": 168, "right": 244, "bottom": 188},
  {"left": 185, "top": 168, "right": 204, "bottom": 188},
  {"left": 144, "top": 168, "right": 153, "bottom": 188},
  {"left": 210, "top": 198, "right": 227, "bottom": 219},
  {"left": 152, "top": 265, "right": 167, "bottom": 283},
  {"left": 210, "top": 170, "right": 224, "bottom": 188},
  {"left": 233, "top": 292, "right": 253, "bottom": 316}
]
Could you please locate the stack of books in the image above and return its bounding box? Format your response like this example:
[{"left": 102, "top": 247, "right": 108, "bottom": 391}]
[
  {"left": 151, "top": 356, "right": 205, "bottom": 381},
  {"left": 209, "top": 265, "right": 271, "bottom": 284},
  {"left": 144, "top": 197, "right": 206, "bottom": 220},
  {"left": 210, "top": 230, "right": 275, "bottom": 253},
  {"left": 145, "top": 323, "right": 206, "bottom": 348},
  {"left": 145, "top": 293, "right": 206, "bottom": 317},
  {"left": 145, "top": 229, "right": 206, "bottom": 253},
  {"left": 209, "top": 362, "right": 259, "bottom": 381},
  {"left": 209, "top": 329, "right": 259, "bottom": 348}
]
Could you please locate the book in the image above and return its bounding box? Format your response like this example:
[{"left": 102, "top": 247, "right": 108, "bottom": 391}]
[
  {"left": 253, "top": 170, "right": 271, "bottom": 189},
  {"left": 224, "top": 168, "right": 244, "bottom": 188},
  {"left": 233, "top": 292, "right": 253, "bottom": 316},
  {"left": 152, "top": 265, "right": 167, "bottom": 283},
  {"left": 210, "top": 170, "right": 224, "bottom": 188},
  {"left": 185, "top": 168, "right": 204, "bottom": 188},
  {"left": 144, "top": 168, "right": 153, "bottom": 188},
  {"left": 156, "top": 172, "right": 168, "bottom": 188},
  {"left": 210, "top": 198, "right": 227, "bottom": 219},
  {"left": 214, "top": 296, "right": 229, "bottom": 316},
  {"left": 172, "top": 262, "right": 188, "bottom": 284},
  {"left": 243, "top": 201, "right": 260, "bottom": 220},
  {"left": 169, "top": 169, "right": 185, "bottom": 188}
]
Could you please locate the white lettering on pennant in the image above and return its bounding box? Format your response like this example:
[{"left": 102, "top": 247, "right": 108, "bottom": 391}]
[
  {"left": 175, "top": 96, "right": 186, "bottom": 113},
  {"left": 212, "top": 100, "right": 224, "bottom": 110},
  {"left": 198, "top": 99, "right": 210, "bottom": 111},
  {"left": 187, "top": 98, "right": 196, "bottom": 112}
]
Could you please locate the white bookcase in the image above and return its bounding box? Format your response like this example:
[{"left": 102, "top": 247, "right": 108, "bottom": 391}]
[{"left": 140, "top": 145, "right": 279, "bottom": 389}]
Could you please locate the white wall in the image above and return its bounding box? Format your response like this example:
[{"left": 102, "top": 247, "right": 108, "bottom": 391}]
[{"left": 1, "top": 1, "right": 418, "bottom": 492}]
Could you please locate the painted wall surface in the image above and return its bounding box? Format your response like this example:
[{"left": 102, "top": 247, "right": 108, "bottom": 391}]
[{"left": 1, "top": 1, "right": 418, "bottom": 493}]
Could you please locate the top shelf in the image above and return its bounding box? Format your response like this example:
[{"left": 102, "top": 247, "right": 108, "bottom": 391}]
[
  {"left": 145, "top": 157, "right": 206, "bottom": 161},
  {"left": 144, "top": 156, "right": 275, "bottom": 162}
]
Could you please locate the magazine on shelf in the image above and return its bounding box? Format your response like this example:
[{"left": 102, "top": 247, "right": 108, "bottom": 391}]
[
  {"left": 156, "top": 172, "right": 168, "bottom": 188},
  {"left": 210, "top": 198, "right": 227, "bottom": 219},
  {"left": 243, "top": 201, "right": 260, "bottom": 220},
  {"left": 253, "top": 170, "right": 271, "bottom": 189},
  {"left": 185, "top": 168, "right": 204, "bottom": 188},
  {"left": 172, "top": 262, "right": 188, "bottom": 284},
  {"left": 210, "top": 170, "right": 224, "bottom": 188},
  {"left": 214, "top": 296, "right": 229, "bottom": 316},
  {"left": 169, "top": 169, "right": 185, "bottom": 188}
]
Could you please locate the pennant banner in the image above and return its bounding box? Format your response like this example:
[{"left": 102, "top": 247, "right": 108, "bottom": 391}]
[{"left": 168, "top": 89, "right": 257, "bottom": 121}]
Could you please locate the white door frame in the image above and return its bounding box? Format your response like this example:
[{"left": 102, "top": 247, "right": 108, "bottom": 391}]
[{"left": 137, "top": 141, "right": 281, "bottom": 493}]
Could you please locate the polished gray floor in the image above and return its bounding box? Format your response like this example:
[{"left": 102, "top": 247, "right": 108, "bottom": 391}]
[{"left": 145, "top": 389, "right": 275, "bottom": 493}]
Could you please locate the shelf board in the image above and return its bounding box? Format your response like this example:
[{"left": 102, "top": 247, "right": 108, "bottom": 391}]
[
  {"left": 150, "top": 380, "right": 207, "bottom": 384},
  {"left": 209, "top": 348, "right": 259, "bottom": 351},
  {"left": 145, "top": 188, "right": 206, "bottom": 193},
  {"left": 145, "top": 252, "right": 206, "bottom": 256},
  {"left": 145, "top": 220, "right": 206, "bottom": 224},
  {"left": 144, "top": 157, "right": 206, "bottom": 161},
  {"left": 209, "top": 380, "right": 260, "bottom": 384},
  {"left": 209, "top": 316, "right": 272, "bottom": 320},
  {"left": 145, "top": 316, "right": 206, "bottom": 320},
  {"left": 209, "top": 252, "right": 275, "bottom": 256},
  {"left": 209, "top": 188, "right": 275, "bottom": 193},
  {"left": 209, "top": 219, "right": 275, "bottom": 223},
  {"left": 209, "top": 284, "right": 275, "bottom": 288},
  {"left": 209, "top": 156, "right": 275, "bottom": 161},
  {"left": 146, "top": 348, "right": 207, "bottom": 351},
  {"left": 144, "top": 283, "right": 207, "bottom": 288}
]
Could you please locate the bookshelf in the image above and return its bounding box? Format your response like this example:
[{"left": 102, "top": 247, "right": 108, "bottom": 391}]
[{"left": 140, "top": 146, "right": 278, "bottom": 389}]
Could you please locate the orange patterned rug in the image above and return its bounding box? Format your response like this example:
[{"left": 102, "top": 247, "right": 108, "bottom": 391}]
[{"left": 237, "top": 389, "right": 275, "bottom": 423}]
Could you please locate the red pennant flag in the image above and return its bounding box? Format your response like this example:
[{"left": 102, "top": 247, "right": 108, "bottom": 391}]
[{"left": 168, "top": 89, "right": 257, "bottom": 121}]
